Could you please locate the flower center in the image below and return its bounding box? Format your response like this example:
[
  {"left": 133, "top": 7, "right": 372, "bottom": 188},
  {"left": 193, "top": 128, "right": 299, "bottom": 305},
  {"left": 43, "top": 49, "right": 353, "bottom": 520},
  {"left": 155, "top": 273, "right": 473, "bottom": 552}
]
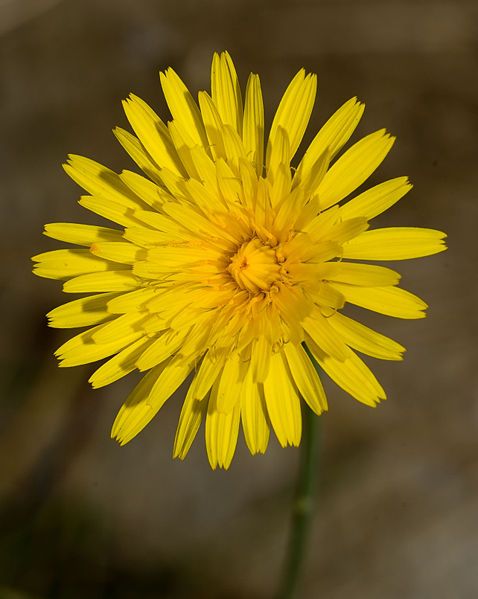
[{"left": 228, "top": 238, "right": 282, "bottom": 294}]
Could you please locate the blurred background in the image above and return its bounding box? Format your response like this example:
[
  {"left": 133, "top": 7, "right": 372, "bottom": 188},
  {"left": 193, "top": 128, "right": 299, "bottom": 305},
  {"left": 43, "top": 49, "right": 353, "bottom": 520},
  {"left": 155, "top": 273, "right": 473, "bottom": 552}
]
[{"left": 0, "top": 0, "right": 476, "bottom": 597}]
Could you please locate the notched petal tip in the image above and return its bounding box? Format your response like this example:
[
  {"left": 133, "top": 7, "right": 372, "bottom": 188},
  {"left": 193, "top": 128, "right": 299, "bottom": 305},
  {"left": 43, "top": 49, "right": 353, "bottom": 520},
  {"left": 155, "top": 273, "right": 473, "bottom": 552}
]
[
  {"left": 172, "top": 446, "right": 185, "bottom": 460},
  {"left": 111, "top": 431, "right": 127, "bottom": 446},
  {"left": 65, "top": 153, "right": 82, "bottom": 165},
  {"left": 354, "top": 96, "right": 365, "bottom": 107},
  {"left": 213, "top": 49, "right": 232, "bottom": 61},
  {"left": 437, "top": 230, "right": 448, "bottom": 250},
  {"left": 159, "top": 67, "right": 172, "bottom": 82}
]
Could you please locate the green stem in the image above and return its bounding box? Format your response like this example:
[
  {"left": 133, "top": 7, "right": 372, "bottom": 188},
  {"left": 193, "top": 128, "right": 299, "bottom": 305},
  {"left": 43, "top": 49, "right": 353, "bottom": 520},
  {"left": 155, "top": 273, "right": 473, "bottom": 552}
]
[{"left": 278, "top": 406, "right": 320, "bottom": 599}]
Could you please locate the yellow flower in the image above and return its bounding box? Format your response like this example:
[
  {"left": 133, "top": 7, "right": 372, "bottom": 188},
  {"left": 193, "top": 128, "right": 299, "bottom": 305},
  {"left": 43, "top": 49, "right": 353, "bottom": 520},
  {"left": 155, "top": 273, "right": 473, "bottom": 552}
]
[{"left": 32, "top": 52, "right": 446, "bottom": 469}]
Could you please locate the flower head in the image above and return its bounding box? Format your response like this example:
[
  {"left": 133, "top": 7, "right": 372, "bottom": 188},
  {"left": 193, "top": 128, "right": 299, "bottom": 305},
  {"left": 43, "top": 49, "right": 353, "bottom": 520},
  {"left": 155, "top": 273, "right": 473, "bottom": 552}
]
[{"left": 33, "top": 52, "right": 446, "bottom": 469}]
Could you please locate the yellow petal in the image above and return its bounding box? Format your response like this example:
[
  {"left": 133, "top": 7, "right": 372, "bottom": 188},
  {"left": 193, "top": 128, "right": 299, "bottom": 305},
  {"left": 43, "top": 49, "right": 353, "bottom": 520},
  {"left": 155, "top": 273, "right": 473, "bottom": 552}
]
[
  {"left": 240, "top": 366, "right": 270, "bottom": 455},
  {"left": 206, "top": 378, "right": 241, "bottom": 469},
  {"left": 293, "top": 147, "right": 330, "bottom": 201},
  {"left": 110, "top": 365, "right": 159, "bottom": 441},
  {"left": 89, "top": 337, "right": 151, "bottom": 388},
  {"left": 221, "top": 124, "right": 248, "bottom": 175},
  {"left": 79, "top": 195, "right": 147, "bottom": 229},
  {"left": 242, "top": 73, "right": 264, "bottom": 176},
  {"left": 267, "top": 126, "right": 291, "bottom": 184},
  {"left": 122, "top": 94, "right": 185, "bottom": 175},
  {"left": 316, "top": 262, "right": 401, "bottom": 287},
  {"left": 308, "top": 343, "right": 385, "bottom": 406},
  {"left": 160, "top": 68, "right": 209, "bottom": 150},
  {"left": 119, "top": 170, "right": 169, "bottom": 210},
  {"left": 216, "top": 353, "right": 244, "bottom": 413},
  {"left": 250, "top": 335, "right": 272, "bottom": 383},
  {"left": 303, "top": 205, "right": 340, "bottom": 237},
  {"left": 342, "top": 227, "right": 447, "bottom": 260},
  {"left": 310, "top": 281, "right": 345, "bottom": 311},
  {"left": 133, "top": 209, "right": 185, "bottom": 235},
  {"left": 269, "top": 162, "right": 292, "bottom": 209},
  {"left": 173, "top": 382, "right": 208, "bottom": 460},
  {"left": 32, "top": 249, "right": 119, "bottom": 280},
  {"left": 113, "top": 355, "right": 192, "bottom": 445},
  {"left": 89, "top": 241, "right": 145, "bottom": 265},
  {"left": 340, "top": 177, "right": 412, "bottom": 220},
  {"left": 318, "top": 130, "right": 395, "bottom": 209},
  {"left": 308, "top": 216, "right": 368, "bottom": 245},
  {"left": 283, "top": 343, "right": 327, "bottom": 414},
  {"left": 113, "top": 126, "right": 164, "bottom": 185},
  {"left": 253, "top": 176, "right": 270, "bottom": 230},
  {"left": 62, "top": 271, "right": 139, "bottom": 293},
  {"left": 47, "top": 292, "right": 118, "bottom": 328},
  {"left": 266, "top": 69, "right": 317, "bottom": 167},
  {"left": 302, "top": 312, "right": 349, "bottom": 360},
  {"left": 211, "top": 51, "right": 243, "bottom": 135},
  {"left": 91, "top": 312, "right": 149, "bottom": 344},
  {"left": 166, "top": 120, "right": 199, "bottom": 178},
  {"left": 135, "top": 330, "right": 187, "bottom": 371},
  {"left": 106, "top": 288, "right": 157, "bottom": 314},
  {"left": 198, "top": 91, "right": 227, "bottom": 161},
  {"left": 296, "top": 97, "right": 365, "bottom": 185},
  {"left": 331, "top": 283, "right": 428, "bottom": 319},
  {"left": 215, "top": 158, "right": 243, "bottom": 208},
  {"left": 328, "top": 312, "right": 405, "bottom": 361},
  {"left": 238, "top": 158, "right": 259, "bottom": 210},
  {"left": 55, "top": 324, "right": 142, "bottom": 368},
  {"left": 188, "top": 144, "right": 222, "bottom": 195},
  {"left": 43, "top": 223, "right": 122, "bottom": 246},
  {"left": 188, "top": 350, "right": 226, "bottom": 400},
  {"left": 64, "top": 155, "right": 146, "bottom": 209},
  {"left": 168, "top": 122, "right": 219, "bottom": 193},
  {"left": 161, "top": 201, "right": 237, "bottom": 243},
  {"left": 285, "top": 234, "right": 339, "bottom": 263},
  {"left": 263, "top": 350, "right": 302, "bottom": 447},
  {"left": 123, "top": 226, "right": 176, "bottom": 247}
]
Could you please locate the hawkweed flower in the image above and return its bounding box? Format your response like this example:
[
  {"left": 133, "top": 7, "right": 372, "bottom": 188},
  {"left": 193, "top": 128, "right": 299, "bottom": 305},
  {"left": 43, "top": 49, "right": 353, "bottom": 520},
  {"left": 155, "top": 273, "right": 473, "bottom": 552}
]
[{"left": 33, "top": 52, "right": 446, "bottom": 469}]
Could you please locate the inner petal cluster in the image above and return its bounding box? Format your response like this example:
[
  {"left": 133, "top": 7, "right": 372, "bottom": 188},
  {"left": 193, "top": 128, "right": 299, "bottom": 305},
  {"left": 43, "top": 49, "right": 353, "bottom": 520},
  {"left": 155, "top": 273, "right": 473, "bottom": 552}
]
[{"left": 228, "top": 237, "right": 282, "bottom": 294}]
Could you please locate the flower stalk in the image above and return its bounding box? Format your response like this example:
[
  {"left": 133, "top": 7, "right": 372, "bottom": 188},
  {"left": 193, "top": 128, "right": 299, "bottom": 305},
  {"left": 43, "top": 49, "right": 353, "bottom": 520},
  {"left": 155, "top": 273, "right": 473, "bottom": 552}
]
[{"left": 278, "top": 405, "right": 320, "bottom": 599}]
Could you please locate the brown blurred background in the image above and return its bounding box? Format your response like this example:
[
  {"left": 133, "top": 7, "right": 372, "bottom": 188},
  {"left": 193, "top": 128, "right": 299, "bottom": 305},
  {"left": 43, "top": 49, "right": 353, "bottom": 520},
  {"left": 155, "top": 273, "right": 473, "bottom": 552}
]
[{"left": 0, "top": 0, "right": 476, "bottom": 597}]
